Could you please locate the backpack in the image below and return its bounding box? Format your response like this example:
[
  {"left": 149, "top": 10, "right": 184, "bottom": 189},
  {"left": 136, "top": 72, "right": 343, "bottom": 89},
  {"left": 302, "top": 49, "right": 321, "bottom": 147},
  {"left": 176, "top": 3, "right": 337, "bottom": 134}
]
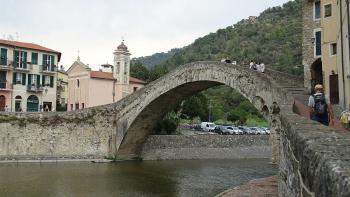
[
  {"left": 252, "top": 64, "right": 257, "bottom": 70},
  {"left": 313, "top": 94, "right": 327, "bottom": 115}
]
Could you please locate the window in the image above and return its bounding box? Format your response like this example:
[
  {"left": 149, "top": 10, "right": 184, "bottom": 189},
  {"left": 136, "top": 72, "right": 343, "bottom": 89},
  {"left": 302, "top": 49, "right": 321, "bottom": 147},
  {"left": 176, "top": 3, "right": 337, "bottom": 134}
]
[
  {"left": 75, "top": 103, "right": 79, "bottom": 110},
  {"left": 14, "top": 50, "right": 27, "bottom": 68},
  {"left": 0, "top": 48, "right": 7, "bottom": 65},
  {"left": 314, "top": 1, "right": 321, "bottom": 20},
  {"left": 43, "top": 54, "right": 54, "bottom": 66},
  {"left": 133, "top": 87, "right": 138, "bottom": 92},
  {"left": 61, "top": 98, "right": 65, "bottom": 104},
  {"left": 76, "top": 79, "right": 80, "bottom": 88},
  {"left": 330, "top": 43, "right": 337, "bottom": 55},
  {"left": 43, "top": 75, "right": 51, "bottom": 86},
  {"left": 116, "top": 62, "right": 120, "bottom": 74},
  {"left": 70, "top": 104, "right": 73, "bottom": 111},
  {"left": 13, "top": 73, "right": 26, "bottom": 85},
  {"left": 124, "top": 61, "right": 128, "bottom": 74},
  {"left": 315, "top": 30, "right": 322, "bottom": 56},
  {"left": 82, "top": 103, "right": 85, "bottom": 109},
  {"left": 16, "top": 73, "right": 22, "bottom": 84},
  {"left": 30, "top": 74, "right": 37, "bottom": 86},
  {"left": 324, "top": 4, "right": 332, "bottom": 17},
  {"left": 31, "top": 53, "right": 38, "bottom": 64}
]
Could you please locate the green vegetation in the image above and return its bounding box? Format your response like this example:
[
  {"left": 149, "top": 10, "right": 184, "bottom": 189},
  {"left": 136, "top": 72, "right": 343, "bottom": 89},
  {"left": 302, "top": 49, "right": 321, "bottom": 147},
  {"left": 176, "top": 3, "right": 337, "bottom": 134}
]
[
  {"left": 130, "top": 0, "right": 302, "bottom": 133},
  {"left": 131, "top": 48, "right": 181, "bottom": 69},
  {"left": 132, "top": 0, "right": 302, "bottom": 75}
]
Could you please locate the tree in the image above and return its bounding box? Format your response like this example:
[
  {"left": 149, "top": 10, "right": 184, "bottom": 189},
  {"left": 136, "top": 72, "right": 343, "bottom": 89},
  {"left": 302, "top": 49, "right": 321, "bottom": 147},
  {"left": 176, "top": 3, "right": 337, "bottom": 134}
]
[{"left": 130, "top": 61, "right": 150, "bottom": 82}]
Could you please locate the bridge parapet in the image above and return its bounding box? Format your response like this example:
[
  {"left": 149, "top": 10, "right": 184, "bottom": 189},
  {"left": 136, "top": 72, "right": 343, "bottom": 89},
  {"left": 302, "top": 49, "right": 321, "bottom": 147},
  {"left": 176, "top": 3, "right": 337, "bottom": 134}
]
[{"left": 279, "top": 104, "right": 350, "bottom": 196}]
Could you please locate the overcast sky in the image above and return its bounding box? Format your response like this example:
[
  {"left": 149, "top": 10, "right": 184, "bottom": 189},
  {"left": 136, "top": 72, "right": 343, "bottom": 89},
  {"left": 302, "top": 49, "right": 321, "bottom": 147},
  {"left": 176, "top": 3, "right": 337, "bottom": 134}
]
[{"left": 1, "top": 0, "right": 291, "bottom": 70}]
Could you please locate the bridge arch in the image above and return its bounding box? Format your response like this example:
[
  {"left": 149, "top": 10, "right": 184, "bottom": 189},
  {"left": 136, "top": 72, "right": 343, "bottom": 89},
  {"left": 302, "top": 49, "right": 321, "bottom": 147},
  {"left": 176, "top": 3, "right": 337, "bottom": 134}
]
[{"left": 114, "top": 62, "right": 291, "bottom": 160}]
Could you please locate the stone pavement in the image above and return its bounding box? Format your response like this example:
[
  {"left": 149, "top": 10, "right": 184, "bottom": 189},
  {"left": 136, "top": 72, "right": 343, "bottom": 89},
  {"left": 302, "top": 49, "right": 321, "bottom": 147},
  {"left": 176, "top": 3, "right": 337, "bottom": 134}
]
[{"left": 216, "top": 176, "right": 278, "bottom": 197}]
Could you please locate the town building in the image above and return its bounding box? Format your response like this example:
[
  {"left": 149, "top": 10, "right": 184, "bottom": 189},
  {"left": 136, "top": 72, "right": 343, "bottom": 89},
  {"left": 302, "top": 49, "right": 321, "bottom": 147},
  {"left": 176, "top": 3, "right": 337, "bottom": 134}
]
[
  {"left": 0, "top": 39, "right": 61, "bottom": 112},
  {"left": 67, "top": 42, "right": 145, "bottom": 111},
  {"left": 303, "top": 0, "right": 323, "bottom": 93},
  {"left": 57, "top": 66, "right": 68, "bottom": 111},
  {"left": 303, "top": 0, "right": 350, "bottom": 112},
  {"left": 337, "top": 0, "right": 350, "bottom": 111},
  {"left": 303, "top": 0, "right": 340, "bottom": 104}
]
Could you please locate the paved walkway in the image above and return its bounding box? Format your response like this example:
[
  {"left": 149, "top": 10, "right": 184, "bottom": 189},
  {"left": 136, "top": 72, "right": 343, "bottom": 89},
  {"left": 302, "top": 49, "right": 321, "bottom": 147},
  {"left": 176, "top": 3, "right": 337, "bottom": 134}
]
[{"left": 216, "top": 176, "right": 278, "bottom": 197}]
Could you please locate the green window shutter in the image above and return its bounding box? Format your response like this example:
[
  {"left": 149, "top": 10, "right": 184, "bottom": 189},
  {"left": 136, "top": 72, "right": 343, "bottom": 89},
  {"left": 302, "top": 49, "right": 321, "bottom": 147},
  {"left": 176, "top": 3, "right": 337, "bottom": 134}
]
[
  {"left": 37, "top": 75, "right": 40, "bottom": 86},
  {"left": 43, "top": 54, "right": 47, "bottom": 65},
  {"left": 23, "top": 52, "right": 27, "bottom": 68},
  {"left": 51, "top": 55, "right": 55, "bottom": 66},
  {"left": 14, "top": 50, "right": 19, "bottom": 67},
  {"left": 42, "top": 75, "right": 45, "bottom": 86},
  {"left": 50, "top": 76, "right": 54, "bottom": 88},
  {"left": 13, "top": 73, "right": 16, "bottom": 84},
  {"left": 28, "top": 74, "right": 32, "bottom": 86},
  {"left": 0, "top": 48, "right": 7, "bottom": 65},
  {"left": 31, "top": 53, "right": 38, "bottom": 65},
  {"left": 22, "top": 73, "right": 26, "bottom": 86}
]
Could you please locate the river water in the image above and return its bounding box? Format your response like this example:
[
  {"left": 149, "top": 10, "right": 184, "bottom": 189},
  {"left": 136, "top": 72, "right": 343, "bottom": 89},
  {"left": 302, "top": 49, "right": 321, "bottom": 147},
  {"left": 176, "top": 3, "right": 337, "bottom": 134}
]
[{"left": 0, "top": 159, "right": 276, "bottom": 197}]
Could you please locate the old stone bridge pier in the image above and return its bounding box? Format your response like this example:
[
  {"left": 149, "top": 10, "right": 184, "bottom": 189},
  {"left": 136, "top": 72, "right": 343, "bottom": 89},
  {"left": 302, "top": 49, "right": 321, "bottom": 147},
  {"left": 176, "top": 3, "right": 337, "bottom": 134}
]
[{"left": 0, "top": 62, "right": 349, "bottom": 196}]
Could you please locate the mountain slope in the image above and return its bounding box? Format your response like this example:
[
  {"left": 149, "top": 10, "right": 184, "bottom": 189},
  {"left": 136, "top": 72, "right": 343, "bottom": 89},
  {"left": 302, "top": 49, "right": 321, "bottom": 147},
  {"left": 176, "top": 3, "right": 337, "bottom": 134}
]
[{"left": 132, "top": 0, "right": 302, "bottom": 75}]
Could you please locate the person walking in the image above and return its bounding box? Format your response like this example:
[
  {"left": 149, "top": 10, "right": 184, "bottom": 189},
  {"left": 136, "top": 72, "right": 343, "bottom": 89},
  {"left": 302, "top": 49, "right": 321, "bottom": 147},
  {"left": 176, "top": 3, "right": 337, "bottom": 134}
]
[
  {"left": 308, "top": 84, "right": 334, "bottom": 126},
  {"left": 249, "top": 60, "right": 254, "bottom": 69}
]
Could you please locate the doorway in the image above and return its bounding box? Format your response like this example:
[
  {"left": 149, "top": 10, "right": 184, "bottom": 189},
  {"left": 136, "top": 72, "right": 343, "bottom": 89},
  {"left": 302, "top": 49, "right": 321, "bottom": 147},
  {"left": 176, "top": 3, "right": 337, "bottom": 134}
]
[
  {"left": 0, "top": 95, "right": 5, "bottom": 111},
  {"left": 27, "top": 95, "right": 39, "bottom": 112},
  {"left": 310, "top": 58, "right": 323, "bottom": 93},
  {"left": 329, "top": 74, "right": 339, "bottom": 104},
  {"left": 43, "top": 102, "right": 52, "bottom": 112},
  {"left": 15, "top": 95, "right": 22, "bottom": 112}
]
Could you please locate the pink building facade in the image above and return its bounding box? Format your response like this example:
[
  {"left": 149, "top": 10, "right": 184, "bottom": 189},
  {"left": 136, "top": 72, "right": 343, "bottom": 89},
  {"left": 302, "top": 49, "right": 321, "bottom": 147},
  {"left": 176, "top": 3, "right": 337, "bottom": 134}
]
[{"left": 67, "top": 42, "right": 145, "bottom": 111}]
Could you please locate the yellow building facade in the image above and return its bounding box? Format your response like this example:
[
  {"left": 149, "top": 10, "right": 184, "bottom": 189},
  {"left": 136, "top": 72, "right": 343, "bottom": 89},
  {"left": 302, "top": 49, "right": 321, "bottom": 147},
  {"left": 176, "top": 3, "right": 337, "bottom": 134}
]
[
  {"left": 321, "top": 0, "right": 339, "bottom": 104},
  {"left": 337, "top": 0, "right": 350, "bottom": 111},
  {"left": 57, "top": 67, "right": 68, "bottom": 111}
]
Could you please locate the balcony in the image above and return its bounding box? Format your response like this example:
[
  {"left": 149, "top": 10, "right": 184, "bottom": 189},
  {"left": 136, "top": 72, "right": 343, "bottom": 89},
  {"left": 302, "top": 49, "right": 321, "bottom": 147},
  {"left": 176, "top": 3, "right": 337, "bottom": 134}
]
[
  {"left": 0, "top": 59, "right": 13, "bottom": 70},
  {"left": 27, "top": 84, "right": 43, "bottom": 92},
  {"left": 13, "top": 62, "right": 32, "bottom": 72},
  {"left": 0, "top": 82, "right": 13, "bottom": 91},
  {"left": 40, "top": 65, "right": 57, "bottom": 74}
]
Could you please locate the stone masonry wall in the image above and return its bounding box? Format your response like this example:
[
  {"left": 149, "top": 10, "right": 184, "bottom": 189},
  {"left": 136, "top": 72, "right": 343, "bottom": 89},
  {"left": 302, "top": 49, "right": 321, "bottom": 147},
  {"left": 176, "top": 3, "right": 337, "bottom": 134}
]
[
  {"left": 140, "top": 135, "right": 271, "bottom": 160},
  {"left": 278, "top": 104, "right": 350, "bottom": 196},
  {"left": 303, "top": 0, "right": 321, "bottom": 92}
]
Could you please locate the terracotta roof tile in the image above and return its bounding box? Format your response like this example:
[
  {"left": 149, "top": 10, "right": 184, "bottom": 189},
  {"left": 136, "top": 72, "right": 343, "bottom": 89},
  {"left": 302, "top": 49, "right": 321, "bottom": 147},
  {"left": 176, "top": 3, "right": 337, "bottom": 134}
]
[
  {"left": 90, "top": 71, "right": 146, "bottom": 84},
  {"left": 90, "top": 71, "right": 114, "bottom": 80},
  {"left": 129, "top": 76, "right": 146, "bottom": 84},
  {"left": 0, "top": 39, "right": 61, "bottom": 61}
]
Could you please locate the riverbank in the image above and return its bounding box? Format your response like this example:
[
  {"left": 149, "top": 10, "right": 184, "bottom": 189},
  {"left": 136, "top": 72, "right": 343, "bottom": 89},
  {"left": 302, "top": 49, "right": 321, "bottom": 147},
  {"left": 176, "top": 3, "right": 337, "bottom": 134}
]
[
  {"left": 141, "top": 134, "right": 271, "bottom": 160},
  {"left": 216, "top": 176, "right": 278, "bottom": 197}
]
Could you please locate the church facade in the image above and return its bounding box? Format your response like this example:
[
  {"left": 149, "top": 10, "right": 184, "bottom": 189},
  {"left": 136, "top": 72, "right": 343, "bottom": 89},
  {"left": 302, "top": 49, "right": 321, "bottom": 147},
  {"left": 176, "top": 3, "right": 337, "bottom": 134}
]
[{"left": 67, "top": 42, "right": 145, "bottom": 111}]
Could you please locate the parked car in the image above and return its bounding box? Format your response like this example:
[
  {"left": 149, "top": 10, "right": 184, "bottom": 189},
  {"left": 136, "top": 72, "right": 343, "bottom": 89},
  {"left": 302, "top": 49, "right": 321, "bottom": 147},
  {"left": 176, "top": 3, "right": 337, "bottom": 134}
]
[
  {"left": 222, "top": 126, "right": 235, "bottom": 135},
  {"left": 201, "top": 122, "right": 216, "bottom": 132},
  {"left": 249, "top": 127, "right": 259, "bottom": 135},
  {"left": 214, "top": 125, "right": 226, "bottom": 135},
  {"left": 262, "top": 127, "right": 271, "bottom": 135},
  {"left": 232, "top": 127, "right": 243, "bottom": 135},
  {"left": 238, "top": 126, "right": 249, "bottom": 134}
]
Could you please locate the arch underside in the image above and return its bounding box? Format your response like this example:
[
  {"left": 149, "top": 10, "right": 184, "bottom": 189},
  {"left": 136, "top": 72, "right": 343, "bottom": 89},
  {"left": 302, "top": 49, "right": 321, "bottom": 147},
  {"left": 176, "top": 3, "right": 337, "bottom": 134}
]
[{"left": 116, "top": 81, "right": 224, "bottom": 159}]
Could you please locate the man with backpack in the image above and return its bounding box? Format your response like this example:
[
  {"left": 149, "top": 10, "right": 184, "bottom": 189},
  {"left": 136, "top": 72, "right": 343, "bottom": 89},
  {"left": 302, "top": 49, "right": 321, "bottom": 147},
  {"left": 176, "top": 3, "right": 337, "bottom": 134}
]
[{"left": 308, "top": 84, "right": 334, "bottom": 126}]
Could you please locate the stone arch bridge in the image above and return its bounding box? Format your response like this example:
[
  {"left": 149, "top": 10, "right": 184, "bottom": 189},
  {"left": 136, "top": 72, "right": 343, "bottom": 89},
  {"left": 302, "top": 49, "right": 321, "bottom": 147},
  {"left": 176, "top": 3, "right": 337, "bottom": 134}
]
[{"left": 0, "top": 62, "right": 349, "bottom": 196}]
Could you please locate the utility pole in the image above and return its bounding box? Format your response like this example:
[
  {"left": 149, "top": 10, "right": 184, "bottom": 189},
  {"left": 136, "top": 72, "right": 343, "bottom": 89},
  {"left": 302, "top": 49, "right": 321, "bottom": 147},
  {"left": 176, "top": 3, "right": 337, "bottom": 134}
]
[{"left": 208, "top": 100, "right": 212, "bottom": 122}]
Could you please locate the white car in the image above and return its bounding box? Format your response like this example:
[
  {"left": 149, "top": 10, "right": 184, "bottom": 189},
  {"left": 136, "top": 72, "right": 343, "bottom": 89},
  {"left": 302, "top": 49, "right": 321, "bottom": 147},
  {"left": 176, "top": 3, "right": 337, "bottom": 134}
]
[
  {"left": 200, "top": 122, "right": 216, "bottom": 132},
  {"left": 232, "top": 127, "right": 243, "bottom": 135}
]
